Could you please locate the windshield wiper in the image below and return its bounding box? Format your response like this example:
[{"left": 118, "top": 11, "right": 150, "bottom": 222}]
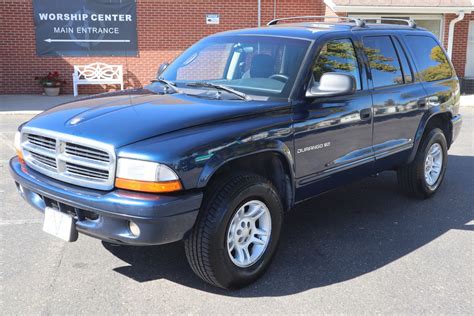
[
  {"left": 150, "top": 77, "right": 180, "bottom": 94},
  {"left": 186, "top": 82, "right": 251, "bottom": 101}
]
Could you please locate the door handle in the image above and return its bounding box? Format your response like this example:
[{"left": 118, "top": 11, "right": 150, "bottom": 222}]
[
  {"left": 419, "top": 96, "right": 440, "bottom": 108},
  {"left": 417, "top": 99, "right": 427, "bottom": 108},
  {"left": 427, "top": 96, "right": 440, "bottom": 107},
  {"left": 360, "top": 108, "right": 372, "bottom": 120}
]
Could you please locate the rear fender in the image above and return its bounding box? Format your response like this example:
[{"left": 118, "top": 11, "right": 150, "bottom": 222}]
[{"left": 408, "top": 107, "right": 453, "bottom": 163}]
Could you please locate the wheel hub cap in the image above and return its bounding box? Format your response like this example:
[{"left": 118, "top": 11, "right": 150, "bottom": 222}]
[
  {"left": 424, "top": 143, "right": 443, "bottom": 186},
  {"left": 226, "top": 200, "right": 272, "bottom": 268}
]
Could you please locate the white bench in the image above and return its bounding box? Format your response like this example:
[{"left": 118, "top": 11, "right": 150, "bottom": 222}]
[{"left": 73, "top": 63, "right": 123, "bottom": 96}]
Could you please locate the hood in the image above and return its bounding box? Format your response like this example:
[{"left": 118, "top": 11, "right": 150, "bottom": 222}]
[{"left": 24, "top": 91, "right": 286, "bottom": 148}]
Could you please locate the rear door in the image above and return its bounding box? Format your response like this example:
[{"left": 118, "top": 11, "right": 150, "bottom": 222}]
[{"left": 361, "top": 34, "right": 426, "bottom": 170}]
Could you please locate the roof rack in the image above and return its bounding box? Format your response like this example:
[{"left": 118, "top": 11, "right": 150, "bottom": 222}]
[
  {"left": 267, "top": 16, "right": 366, "bottom": 27},
  {"left": 266, "top": 16, "right": 417, "bottom": 29},
  {"left": 361, "top": 17, "right": 417, "bottom": 28}
]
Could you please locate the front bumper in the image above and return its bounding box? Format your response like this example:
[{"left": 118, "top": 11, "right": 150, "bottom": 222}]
[
  {"left": 9, "top": 157, "right": 202, "bottom": 245},
  {"left": 451, "top": 114, "right": 462, "bottom": 144}
]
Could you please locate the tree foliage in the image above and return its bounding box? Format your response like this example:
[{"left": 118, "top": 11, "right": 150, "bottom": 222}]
[
  {"left": 364, "top": 47, "right": 398, "bottom": 73},
  {"left": 419, "top": 46, "right": 452, "bottom": 82},
  {"left": 312, "top": 40, "right": 399, "bottom": 82},
  {"left": 312, "top": 41, "right": 357, "bottom": 80}
]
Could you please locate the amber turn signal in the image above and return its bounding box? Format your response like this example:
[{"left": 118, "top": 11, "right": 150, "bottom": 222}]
[
  {"left": 16, "top": 149, "right": 25, "bottom": 164},
  {"left": 14, "top": 131, "right": 25, "bottom": 163},
  {"left": 115, "top": 178, "right": 182, "bottom": 193}
]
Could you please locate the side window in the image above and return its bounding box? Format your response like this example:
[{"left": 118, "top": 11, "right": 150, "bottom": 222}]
[
  {"left": 405, "top": 35, "right": 453, "bottom": 82},
  {"left": 393, "top": 37, "right": 413, "bottom": 83},
  {"left": 363, "top": 36, "right": 403, "bottom": 88},
  {"left": 312, "top": 39, "right": 361, "bottom": 90}
]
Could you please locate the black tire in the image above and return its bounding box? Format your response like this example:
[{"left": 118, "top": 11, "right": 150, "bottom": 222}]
[
  {"left": 397, "top": 128, "right": 448, "bottom": 198},
  {"left": 184, "top": 172, "right": 284, "bottom": 289}
]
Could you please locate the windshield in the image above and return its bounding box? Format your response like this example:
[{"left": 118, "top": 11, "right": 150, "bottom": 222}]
[{"left": 159, "top": 35, "right": 311, "bottom": 99}]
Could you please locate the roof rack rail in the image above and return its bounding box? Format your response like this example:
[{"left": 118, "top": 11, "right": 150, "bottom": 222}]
[
  {"left": 267, "top": 16, "right": 366, "bottom": 27},
  {"left": 356, "top": 17, "right": 417, "bottom": 28}
]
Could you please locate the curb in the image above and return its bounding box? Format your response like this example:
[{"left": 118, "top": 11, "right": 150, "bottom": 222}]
[{"left": 0, "top": 111, "right": 42, "bottom": 115}]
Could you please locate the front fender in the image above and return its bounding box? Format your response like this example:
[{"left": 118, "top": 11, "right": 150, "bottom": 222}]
[
  {"left": 116, "top": 107, "right": 294, "bottom": 191},
  {"left": 196, "top": 139, "right": 295, "bottom": 188}
]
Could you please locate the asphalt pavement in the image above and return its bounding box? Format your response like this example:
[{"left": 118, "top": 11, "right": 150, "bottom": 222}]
[{"left": 0, "top": 109, "right": 473, "bottom": 314}]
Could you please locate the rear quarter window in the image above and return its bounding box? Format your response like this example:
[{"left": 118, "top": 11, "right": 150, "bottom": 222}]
[{"left": 404, "top": 35, "right": 453, "bottom": 82}]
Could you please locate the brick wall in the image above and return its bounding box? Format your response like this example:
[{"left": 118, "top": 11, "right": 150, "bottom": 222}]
[
  {"left": 0, "top": 0, "right": 326, "bottom": 95},
  {"left": 443, "top": 12, "right": 474, "bottom": 78}
]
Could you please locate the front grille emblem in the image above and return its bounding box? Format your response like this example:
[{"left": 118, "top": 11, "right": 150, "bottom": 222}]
[{"left": 69, "top": 117, "right": 83, "bottom": 125}]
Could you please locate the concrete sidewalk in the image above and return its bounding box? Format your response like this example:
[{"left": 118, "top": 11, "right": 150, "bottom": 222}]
[
  {"left": 1, "top": 93, "right": 473, "bottom": 113},
  {"left": 0, "top": 94, "right": 80, "bottom": 113},
  {"left": 461, "top": 94, "right": 474, "bottom": 107}
]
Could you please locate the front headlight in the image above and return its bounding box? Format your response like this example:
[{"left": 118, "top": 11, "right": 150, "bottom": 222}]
[
  {"left": 14, "top": 131, "right": 24, "bottom": 162},
  {"left": 115, "top": 158, "right": 182, "bottom": 193}
]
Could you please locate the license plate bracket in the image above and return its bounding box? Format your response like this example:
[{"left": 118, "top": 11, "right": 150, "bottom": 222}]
[{"left": 43, "top": 207, "right": 78, "bottom": 242}]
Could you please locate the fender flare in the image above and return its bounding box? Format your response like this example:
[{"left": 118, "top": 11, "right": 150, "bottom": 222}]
[
  {"left": 196, "top": 140, "right": 295, "bottom": 190},
  {"left": 407, "top": 107, "right": 453, "bottom": 163}
]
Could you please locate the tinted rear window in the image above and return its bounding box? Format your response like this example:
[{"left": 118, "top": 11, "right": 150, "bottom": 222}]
[
  {"left": 405, "top": 35, "right": 452, "bottom": 82},
  {"left": 363, "top": 36, "right": 403, "bottom": 88},
  {"left": 393, "top": 37, "right": 413, "bottom": 83}
]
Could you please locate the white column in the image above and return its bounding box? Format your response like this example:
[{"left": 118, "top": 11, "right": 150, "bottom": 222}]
[{"left": 258, "top": 0, "right": 261, "bottom": 27}]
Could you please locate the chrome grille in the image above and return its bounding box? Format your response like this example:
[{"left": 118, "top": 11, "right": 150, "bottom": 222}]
[
  {"left": 66, "top": 162, "right": 109, "bottom": 180},
  {"left": 21, "top": 127, "right": 116, "bottom": 190},
  {"left": 27, "top": 134, "right": 56, "bottom": 150},
  {"left": 65, "top": 142, "right": 110, "bottom": 162},
  {"left": 30, "top": 151, "right": 57, "bottom": 169}
]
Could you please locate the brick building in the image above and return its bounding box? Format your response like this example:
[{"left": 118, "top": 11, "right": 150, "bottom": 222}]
[{"left": 1, "top": 0, "right": 473, "bottom": 95}]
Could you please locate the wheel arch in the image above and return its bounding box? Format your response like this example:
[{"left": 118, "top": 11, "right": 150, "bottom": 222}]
[
  {"left": 197, "top": 142, "right": 295, "bottom": 212},
  {"left": 408, "top": 109, "right": 453, "bottom": 163}
]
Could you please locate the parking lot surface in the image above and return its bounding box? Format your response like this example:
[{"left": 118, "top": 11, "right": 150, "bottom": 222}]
[{"left": 1, "top": 109, "right": 473, "bottom": 314}]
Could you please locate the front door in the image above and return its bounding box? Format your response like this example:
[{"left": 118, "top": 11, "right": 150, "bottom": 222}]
[{"left": 293, "top": 36, "right": 374, "bottom": 201}]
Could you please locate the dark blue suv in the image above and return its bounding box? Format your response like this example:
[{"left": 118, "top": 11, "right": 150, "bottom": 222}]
[{"left": 10, "top": 17, "right": 462, "bottom": 289}]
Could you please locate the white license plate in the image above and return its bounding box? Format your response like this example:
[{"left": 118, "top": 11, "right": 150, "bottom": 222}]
[{"left": 43, "top": 207, "right": 78, "bottom": 242}]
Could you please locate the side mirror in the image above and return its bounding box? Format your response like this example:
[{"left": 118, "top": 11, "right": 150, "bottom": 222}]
[
  {"left": 306, "top": 72, "right": 356, "bottom": 98},
  {"left": 156, "top": 62, "right": 170, "bottom": 78}
]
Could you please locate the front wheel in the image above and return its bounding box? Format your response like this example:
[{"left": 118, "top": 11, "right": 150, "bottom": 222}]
[
  {"left": 184, "top": 172, "right": 283, "bottom": 289},
  {"left": 397, "top": 128, "right": 448, "bottom": 198}
]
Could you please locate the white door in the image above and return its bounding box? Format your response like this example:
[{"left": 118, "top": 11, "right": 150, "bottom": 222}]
[{"left": 466, "top": 21, "right": 474, "bottom": 78}]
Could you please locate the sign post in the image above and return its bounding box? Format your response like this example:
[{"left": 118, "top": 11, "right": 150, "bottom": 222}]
[{"left": 33, "top": 0, "right": 138, "bottom": 56}]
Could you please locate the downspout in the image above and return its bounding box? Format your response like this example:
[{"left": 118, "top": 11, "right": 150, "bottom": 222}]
[
  {"left": 258, "top": 0, "right": 261, "bottom": 27},
  {"left": 447, "top": 11, "right": 465, "bottom": 59},
  {"left": 274, "top": 0, "right": 277, "bottom": 20}
]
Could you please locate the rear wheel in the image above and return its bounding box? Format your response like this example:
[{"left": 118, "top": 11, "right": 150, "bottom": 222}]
[
  {"left": 184, "top": 172, "right": 283, "bottom": 289},
  {"left": 397, "top": 128, "right": 448, "bottom": 198}
]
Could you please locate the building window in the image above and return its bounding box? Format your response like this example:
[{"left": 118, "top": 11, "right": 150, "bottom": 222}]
[
  {"left": 350, "top": 15, "right": 444, "bottom": 41},
  {"left": 415, "top": 19, "right": 442, "bottom": 40}
]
